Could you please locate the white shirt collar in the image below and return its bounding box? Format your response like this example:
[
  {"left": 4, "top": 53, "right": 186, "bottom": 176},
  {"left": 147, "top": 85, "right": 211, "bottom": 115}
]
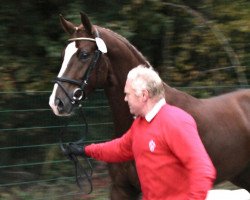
[{"left": 145, "top": 98, "right": 166, "bottom": 122}]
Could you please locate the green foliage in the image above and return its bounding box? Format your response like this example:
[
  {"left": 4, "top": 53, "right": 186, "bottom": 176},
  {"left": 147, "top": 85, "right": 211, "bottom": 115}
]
[{"left": 0, "top": 0, "right": 249, "bottom": 92}]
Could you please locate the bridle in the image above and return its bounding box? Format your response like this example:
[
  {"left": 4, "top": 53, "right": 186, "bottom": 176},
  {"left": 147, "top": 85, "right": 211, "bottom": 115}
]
[
  {"left": 54, "top": 28, "right": 107, "bottom": 193},
  {"left": 54, "top": 28, "right": 104, "bottom": 106}
]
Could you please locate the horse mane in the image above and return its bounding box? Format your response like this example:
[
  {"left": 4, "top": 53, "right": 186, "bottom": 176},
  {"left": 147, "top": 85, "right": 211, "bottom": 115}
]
[{"left": 97, "top": 26, "right": 151, "bottom": 67}]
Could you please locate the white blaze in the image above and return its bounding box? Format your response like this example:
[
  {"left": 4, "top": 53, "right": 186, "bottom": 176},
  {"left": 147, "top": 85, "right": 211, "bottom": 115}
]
[{"left": 49, "top": 42, "right": 78, "bottom": 115}]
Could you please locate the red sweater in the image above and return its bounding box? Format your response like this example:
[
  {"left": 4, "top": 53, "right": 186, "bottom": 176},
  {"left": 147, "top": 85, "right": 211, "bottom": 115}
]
[{"left": 85, "top": 104, "right": 216, "bottom": 200}]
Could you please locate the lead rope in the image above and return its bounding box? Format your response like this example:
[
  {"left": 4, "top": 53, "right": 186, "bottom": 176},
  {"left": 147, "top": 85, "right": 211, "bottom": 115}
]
[{"left": 59, "top": 107, "right": 93, "bottom": 194}]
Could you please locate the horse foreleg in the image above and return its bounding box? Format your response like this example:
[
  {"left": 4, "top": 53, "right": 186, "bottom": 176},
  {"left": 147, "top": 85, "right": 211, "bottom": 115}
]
[
  {"left": 108, "top": 162, "right": 141, "bottom": 200},
  {"left": 231, "top": 164, "right": 250, "bottom": 192}
]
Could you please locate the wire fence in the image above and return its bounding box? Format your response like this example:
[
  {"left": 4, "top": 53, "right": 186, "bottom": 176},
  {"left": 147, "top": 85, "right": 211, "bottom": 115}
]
[
  {"left": 0, "top": 89, "right": 113, "bottom": 199},
  {"left": 0, "top": 85, "right": 249, "bottom": 199}
]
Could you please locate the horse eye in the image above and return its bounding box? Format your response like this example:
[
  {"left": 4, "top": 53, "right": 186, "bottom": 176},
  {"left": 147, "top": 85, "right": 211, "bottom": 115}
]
[{"left": 79, "top": 51, "right": 89, "bottom": 61}]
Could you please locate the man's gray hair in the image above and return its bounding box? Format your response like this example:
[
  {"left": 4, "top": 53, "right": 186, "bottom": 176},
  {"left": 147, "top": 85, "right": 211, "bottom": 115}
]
[{"left": 127, "top": 65, "right": 165, "bottom": 99}]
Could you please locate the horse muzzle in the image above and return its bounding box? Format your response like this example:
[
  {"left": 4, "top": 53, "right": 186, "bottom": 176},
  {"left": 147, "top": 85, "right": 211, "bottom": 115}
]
[{"left": 49, "top": 94, "right": 73, "bottom": 116}]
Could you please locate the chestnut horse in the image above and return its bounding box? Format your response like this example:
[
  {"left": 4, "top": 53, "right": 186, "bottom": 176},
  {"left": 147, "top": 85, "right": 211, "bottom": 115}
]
[{"left": 49, "top": 13, "right": 250, "bottom": 199}]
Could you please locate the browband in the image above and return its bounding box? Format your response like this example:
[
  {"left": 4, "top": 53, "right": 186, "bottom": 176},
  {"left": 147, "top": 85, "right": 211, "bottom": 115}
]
[{"left": 68, "top": 37, "right": 96, "bottom": 42}]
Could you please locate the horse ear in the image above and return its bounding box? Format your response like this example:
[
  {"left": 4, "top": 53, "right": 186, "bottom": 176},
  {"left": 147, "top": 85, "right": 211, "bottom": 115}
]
[
  {"left": 80, "top": 12, "right": 93, "bottom": 36},
  {"left": 59, "top": 14, "right": 76, "bottom": 35}
]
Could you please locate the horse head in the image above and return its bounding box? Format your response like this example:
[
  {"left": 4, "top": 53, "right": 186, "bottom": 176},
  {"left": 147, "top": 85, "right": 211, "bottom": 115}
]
[{"left": 49, "top": 12, "right": 109, "bottom": 116}]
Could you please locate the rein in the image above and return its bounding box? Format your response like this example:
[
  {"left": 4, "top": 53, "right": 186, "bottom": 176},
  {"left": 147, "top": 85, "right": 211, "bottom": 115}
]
[{"left": 60, "top": 108, "right": 93, "bottom": 193}]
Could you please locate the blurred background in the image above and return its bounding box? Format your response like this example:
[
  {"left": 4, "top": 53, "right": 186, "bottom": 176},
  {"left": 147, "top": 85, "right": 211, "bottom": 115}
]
[{"left": 0, "top": 0, "right": 249, "bottom": 199}]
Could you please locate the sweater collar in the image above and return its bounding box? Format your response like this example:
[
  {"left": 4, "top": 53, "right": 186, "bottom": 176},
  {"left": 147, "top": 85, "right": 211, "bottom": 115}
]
[{"left": 145, "top": 98, "right": 166, "bottom": 122}]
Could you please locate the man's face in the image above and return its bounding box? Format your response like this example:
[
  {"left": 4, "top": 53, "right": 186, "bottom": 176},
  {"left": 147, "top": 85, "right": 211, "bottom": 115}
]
[{"left": 124, "top": 80, "right": 144, "bottom": 116}]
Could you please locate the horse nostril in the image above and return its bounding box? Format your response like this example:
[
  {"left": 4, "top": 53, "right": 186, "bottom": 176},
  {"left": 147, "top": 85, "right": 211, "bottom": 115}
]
[{"left": 55, "top": 98, "right": 64, "bottom": 111}]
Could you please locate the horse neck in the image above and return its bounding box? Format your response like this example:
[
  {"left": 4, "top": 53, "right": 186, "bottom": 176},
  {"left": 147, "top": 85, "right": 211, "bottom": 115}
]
[
  {"left": 164, "top": 83, "right": 200, "bottom": 112},
  {"left": 104, "top": 84, "right": 133, "bottom": 137},
  {"left": 99, "top": 27, "right": 149, "bottom": 136}
]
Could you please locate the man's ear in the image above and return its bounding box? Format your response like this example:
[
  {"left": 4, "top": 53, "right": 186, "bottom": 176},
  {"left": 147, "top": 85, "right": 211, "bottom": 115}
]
[{"left": 142, "top": 89, "right": 149, "bottom": 102}]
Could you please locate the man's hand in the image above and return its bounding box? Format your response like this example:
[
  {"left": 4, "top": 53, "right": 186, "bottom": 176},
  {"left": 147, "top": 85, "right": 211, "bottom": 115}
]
[{"left": 66, "top": 142, "right": 85, "bottom": 156}]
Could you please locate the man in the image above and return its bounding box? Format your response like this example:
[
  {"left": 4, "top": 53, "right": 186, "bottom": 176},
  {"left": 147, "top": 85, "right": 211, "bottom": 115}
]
[{"left": 68, "top": 65, "right": 216, "bottom": 200}]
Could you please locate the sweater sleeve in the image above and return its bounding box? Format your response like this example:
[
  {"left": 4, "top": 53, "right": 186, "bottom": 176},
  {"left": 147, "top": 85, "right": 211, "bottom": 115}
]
[
  {"left": 166, "top": 116, "right": 216, "bottom": 200},
  {"left": 85, "top": 129, "right": 134, "bottom": 162}
]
